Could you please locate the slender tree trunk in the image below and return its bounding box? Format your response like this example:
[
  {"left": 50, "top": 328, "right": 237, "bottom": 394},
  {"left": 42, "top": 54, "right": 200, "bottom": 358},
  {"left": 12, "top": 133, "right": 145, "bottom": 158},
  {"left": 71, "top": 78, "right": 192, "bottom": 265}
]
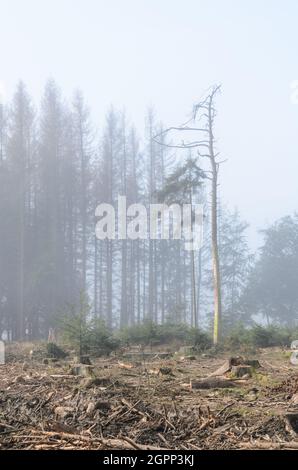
[
  {"left": 209, "top": 153, "right": 222, "bottom": 344},
  {"left": 161, "top": 241, "right": 165, "bottom": 324},
  {"left": 18, "top": 164, "right": 25, "bottom": 340},
  {"left": 94, "top": 236, "right": 98, "bottom": 316},
  {"left": 211, "top": 165, "right": 221, "bottom": 344},
  {"left": 136, "top": 239, "right": 141, "bottom": 324},
  {"left": 120, "top": 117, "right": 128, "bottom": 327},
  {"left": 120, "top": 238, "right": 128, "bottom": 327},
  {"left": 204, "top": 88, "right": 222, "bottom": 345},
  {"left": 189, "top": 189, "right": 197, "bottom": 327},
  {"left": 191, "top": 250, "right": 197, "bottom": 328},
  {"left": 196, "top": 247, "right": 202, "bottom": 324}
]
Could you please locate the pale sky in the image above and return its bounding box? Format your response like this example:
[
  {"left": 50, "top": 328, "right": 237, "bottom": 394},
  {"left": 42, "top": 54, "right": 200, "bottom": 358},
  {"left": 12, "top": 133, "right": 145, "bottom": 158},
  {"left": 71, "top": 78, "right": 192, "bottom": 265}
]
[{"left": 1, "top": 0, "right": 298, "bottom": 248}]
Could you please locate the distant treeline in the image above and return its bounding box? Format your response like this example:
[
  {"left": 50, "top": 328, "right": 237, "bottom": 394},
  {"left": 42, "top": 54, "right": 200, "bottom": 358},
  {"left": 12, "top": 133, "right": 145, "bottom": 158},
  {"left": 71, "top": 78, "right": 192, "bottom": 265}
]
[{"left": 0, "top": 81, "right": 297, "bottom": 340}]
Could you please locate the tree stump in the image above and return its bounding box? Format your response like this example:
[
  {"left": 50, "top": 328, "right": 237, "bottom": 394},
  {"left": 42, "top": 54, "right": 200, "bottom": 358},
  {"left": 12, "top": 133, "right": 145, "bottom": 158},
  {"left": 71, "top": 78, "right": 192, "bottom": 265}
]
[
  {"left": 284, "top": 413, "right": 298, "bottom": 436},
  {"left": 178, "top": 345, "right": 196, "bottom": 355},
  {"left": 244, "top": 359, "right": 261, "bottom": 369},
  {"left": 231, "top": 365, "right": 252, "bottom": 378},
  {"left": 208, "top": 356, "right": 243, "bottom": 377},
  {"left": 71, "top": 364, "right": 94, "bottom": 377},
  {"left": 290, "top": 351, "right": 298, "bottom": 365},
  {"left": 73, "top": 355, "right": 92, "bottom": 365},
  {"left": 209, "top": 357, "right": 260, "bottom": 377}
]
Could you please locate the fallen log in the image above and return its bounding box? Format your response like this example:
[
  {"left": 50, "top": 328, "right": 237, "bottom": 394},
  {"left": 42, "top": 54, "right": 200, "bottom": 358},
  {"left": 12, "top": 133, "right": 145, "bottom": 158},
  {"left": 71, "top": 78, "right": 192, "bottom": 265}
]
[
  {"left": 122, "top": 352, "right": 172, "bottom": 360},
  {"left": 29, "top": 430, "right": 165, "bottom": 450},
  {"left": 190, "top": 377, "right": 236, "bottom": 390},
  {"left": 240, "top": 441, "right": 298, "bottom": 450},
  {"left": 118, "top": 361, "right": 134, "bottom": 370},
  {"left": 121, "top": 436, "right": 166, "bottom": 451},
  {"left": 49, "top": 374, "right": 76, "bottom": 379}
]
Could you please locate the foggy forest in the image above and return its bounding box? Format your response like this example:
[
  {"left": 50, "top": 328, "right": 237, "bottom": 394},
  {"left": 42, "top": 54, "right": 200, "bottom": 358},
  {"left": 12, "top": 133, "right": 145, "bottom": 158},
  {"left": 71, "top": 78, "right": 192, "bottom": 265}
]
[
  {"left": 1, "top": 0, "right": 298, "bottom": 458},
  {"left": 1, "top": 81, "right": 297, "bottom": 342}
]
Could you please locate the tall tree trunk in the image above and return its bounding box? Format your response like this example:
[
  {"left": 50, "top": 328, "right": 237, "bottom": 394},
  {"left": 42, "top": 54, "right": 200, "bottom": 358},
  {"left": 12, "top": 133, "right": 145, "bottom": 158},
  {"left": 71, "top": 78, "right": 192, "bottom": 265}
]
[
  {"left": 120, "top": 116, "right": 128, "bottom": 327},
  {"left": 208, "top": 90, "right": 222, "bottom": 344},
  {"left": 18, "top": 157, "right": 25, "bottom": 340},
  {"left": 94, "top": 236, "right": 98, "bottom": 316}
]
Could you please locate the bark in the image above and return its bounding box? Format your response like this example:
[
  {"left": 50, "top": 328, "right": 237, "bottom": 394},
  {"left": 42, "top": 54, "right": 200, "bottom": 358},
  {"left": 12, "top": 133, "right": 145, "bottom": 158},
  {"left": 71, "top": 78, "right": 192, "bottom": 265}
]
[{"left": 208, "top": 89, "right": 222, "bottom": 345}]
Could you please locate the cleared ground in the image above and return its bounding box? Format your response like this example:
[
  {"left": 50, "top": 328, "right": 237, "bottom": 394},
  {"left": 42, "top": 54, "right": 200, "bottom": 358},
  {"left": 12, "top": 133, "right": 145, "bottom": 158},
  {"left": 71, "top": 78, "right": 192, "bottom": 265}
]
[{"left": 0, "top": 344, "right": 298, "bottom": 450}]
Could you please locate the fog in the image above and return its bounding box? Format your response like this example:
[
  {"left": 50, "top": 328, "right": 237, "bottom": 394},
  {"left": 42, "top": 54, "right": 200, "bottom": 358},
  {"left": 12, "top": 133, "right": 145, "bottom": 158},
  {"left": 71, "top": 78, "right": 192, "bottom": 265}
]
[
  {"left": 1, "top": 0, "right": 298, "bottom": 341},
  {"left": 1, "top": 0, "right": 298, "bottom": 247}
]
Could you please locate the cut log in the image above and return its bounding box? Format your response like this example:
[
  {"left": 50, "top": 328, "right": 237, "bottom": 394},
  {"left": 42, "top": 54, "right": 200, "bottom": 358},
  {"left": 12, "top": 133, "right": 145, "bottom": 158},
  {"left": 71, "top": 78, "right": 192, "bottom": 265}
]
[
  {"left": 147, "top": 368, "right": 160, "bottom": 376},
  {"left": 240, "top": 441, "right": 298, "bottom": 450},
  {"left": 123, "top": 352, "right": 172, "bottom": 360},
  {"left": 190, "top": 377, "right": 236, "bottom": 390},
  {"left": 118, "top": 361, "right": 134, "bottom": 370}
]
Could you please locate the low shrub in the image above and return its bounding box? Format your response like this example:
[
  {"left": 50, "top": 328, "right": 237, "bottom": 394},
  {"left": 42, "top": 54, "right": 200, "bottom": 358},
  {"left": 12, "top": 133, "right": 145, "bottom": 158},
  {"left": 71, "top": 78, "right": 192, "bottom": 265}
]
[
  {"left": 119, "top": 321, "right": 212, "bottom": 350},
  {"left": 118, "top": 321, "right": 159, "bottom": 348},
  {"left": 58, "top": 293, "right": 119, "bottom": 357},
  {"left": 224, "top": 323, "right": 297, "bottom": 349},
  {"left": 187, "top": 328, "right": 213, "bottom": 351},
  {"left": 249, "top": 324, "right": 290, "bottom": 348},
  {"left": 46, "top": 342, "right": 67, "bottom": 359},
  {"left": 85, "top": 318, "right": 120, "bottom": 356}
]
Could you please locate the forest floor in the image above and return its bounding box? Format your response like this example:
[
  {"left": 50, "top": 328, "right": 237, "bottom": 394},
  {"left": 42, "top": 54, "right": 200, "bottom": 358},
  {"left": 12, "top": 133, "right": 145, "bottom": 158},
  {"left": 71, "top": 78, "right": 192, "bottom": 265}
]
[{"left": 0, "top": 343, "right": 298, "bottom": 450}]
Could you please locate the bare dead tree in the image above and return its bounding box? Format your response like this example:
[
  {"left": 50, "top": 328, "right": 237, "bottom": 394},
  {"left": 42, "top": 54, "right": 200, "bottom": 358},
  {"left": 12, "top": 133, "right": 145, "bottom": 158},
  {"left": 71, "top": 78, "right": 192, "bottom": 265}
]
[{"left": 154, "top": 85, "right": 223, "bottom": 344}]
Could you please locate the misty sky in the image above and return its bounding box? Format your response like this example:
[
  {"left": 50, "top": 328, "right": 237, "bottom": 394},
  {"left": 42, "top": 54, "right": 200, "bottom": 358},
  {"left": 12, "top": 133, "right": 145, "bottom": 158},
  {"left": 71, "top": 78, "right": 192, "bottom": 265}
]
[{"left": 1, "top": 0, "right": 298, "bottom": 248}]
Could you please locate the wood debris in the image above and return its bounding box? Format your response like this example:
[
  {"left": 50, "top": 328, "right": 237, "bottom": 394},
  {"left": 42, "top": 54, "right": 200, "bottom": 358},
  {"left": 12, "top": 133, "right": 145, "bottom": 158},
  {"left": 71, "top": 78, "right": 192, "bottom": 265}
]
[{"left": 0, "top": 347, "right": 297, "bottom": 450}]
